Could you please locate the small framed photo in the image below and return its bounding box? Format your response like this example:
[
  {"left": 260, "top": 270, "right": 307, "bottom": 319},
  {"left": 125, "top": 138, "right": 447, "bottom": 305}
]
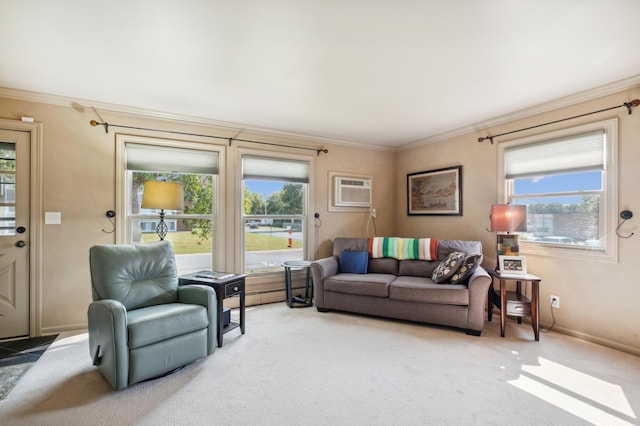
[
  {"left": 499, "top": 255, "right": 527, "bottom": 275},
  {"left": 407, "top": 165, "right": 462, "bottom": 216}
]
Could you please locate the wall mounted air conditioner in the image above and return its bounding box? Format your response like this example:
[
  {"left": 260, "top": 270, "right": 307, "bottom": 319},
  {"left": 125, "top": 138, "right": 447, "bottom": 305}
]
[{"left": 334, "top": 176, "right": 372, "bottom": 207}]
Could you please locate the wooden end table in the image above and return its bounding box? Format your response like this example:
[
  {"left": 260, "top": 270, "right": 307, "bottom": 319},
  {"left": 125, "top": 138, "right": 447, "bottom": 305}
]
[
  {"left": 179, "top": 272, "right": 246, "bottom": 347},
  {"left": 487, "top": 269, "right": 541, "bottom": 341}
]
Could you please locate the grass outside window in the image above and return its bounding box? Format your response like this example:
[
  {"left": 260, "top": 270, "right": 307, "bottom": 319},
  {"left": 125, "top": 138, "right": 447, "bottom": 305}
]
[{"left": 142, "top": 227, "right": 302, "bottom": 255}]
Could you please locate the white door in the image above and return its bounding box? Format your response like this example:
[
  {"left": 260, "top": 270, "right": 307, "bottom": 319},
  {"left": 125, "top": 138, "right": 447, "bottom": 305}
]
[{"left": 0, "top": 129, "right": 30, "bottom": 339}]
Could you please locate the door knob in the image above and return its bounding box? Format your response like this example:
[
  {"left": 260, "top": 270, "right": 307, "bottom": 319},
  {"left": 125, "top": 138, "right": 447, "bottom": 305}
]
[{"left": 15, "top": 240, "right": 26, "bottom": 248}]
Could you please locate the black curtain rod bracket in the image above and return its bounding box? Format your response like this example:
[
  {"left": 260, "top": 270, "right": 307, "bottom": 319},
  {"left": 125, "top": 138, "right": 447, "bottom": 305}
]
[
  {"left": 89, "top": 120, "right": 328, "bottom": 155},
  {"left": 478, "top": 99, "right": 639, "bottom": 144}
]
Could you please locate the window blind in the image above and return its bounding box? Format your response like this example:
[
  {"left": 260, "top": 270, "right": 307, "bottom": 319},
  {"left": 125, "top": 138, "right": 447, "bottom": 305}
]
[
  {"left": 126, "top": 143, "right": 219, "bottom": 174},
  {"left": 505, "top": 130, "right": 604, "bottom": 179},
  {"left": 242, "top": 155, "right": 309, "bottom": 183}
]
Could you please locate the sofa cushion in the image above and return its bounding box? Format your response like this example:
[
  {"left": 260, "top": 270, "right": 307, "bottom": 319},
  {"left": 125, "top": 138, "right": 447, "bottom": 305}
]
[
  {"left": 127, "top": 303, "right": 209, "bottom": 349},
  {"left": 339, "top": 250, "right": 369, "bottom": 274},
  {"left": 450, "top": 254, "right": 482, "bottom": 284},
  {"left": 398, "top": 259, "right": 439, "bottom": 278},
  {"left": 332, "top": 238, "right": 370, "bottom": 257},
  {"left": 389, "top": 276, "right": 469, "bottom": 305},
  {"left": 368, "top": 257, "right": 399, "bottom": 275},
  {"left": 438, "top": 240, "right": 483, "bottom": 261},
  {"left": 431, "top": 251, "right": 465, "bottom": 283},
  {"left": 324, "top": 273, "right": 394, "bottom": 298}
]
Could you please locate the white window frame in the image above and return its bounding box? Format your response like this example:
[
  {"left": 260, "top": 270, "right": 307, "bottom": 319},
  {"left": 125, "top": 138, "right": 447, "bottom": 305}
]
[
  {"left": 115, "top": 135, "right": 226, "bottom": 270},
  {"left": 237, "top": 149, "right": 315, "bottom": 276},
  {"left": 497, "top": 118, "right": 618, "bottom": 262}
]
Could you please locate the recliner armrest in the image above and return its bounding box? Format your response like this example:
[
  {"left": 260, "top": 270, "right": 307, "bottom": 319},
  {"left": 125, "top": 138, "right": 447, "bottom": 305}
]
[
  {"left": 178, "top": 284, "right": 217, "bottom": 306},
  {"left": 177, "top": 285, "right": 217, "bottom": 355},
  {"left": 87, "top": 299, "right": 129, "bottom": 390}
]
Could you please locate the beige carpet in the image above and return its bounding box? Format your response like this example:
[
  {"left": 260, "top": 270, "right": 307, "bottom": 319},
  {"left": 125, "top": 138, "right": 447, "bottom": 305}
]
[{"left": 1, "top": 303, "right": 639, "bottom": 425}]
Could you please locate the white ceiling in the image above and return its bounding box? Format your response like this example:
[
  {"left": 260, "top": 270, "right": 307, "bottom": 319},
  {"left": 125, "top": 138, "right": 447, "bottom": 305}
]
[{"left": 2, "top": 1, "right": 640, "bottom": 148}]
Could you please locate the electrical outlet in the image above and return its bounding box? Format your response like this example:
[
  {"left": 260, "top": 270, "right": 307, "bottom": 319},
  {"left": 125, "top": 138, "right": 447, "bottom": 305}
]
[
  {"left": 550, "top": 295, "right": 560, "bottom": 309},
  {"left": 371, "top": 208, "right": 376, "bottom": 219}
]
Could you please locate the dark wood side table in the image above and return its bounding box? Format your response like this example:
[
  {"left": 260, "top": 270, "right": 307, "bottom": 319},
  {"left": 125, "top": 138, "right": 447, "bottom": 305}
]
[
  {"left": 179, "top": 272, "right": 246, "bottom": 347},
  {"left": 487, "top": 269, "right": 541, "bottom": 341}
]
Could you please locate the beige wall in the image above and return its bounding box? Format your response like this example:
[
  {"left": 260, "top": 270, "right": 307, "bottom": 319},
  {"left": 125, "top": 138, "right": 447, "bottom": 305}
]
[
  {"left": 313, "top": 143, "right": 396, "bottom": 258},
  {"left": 397, "top": 87, "right": 640, "bottom": 355},
  {"left": 0, "top": 93, "right": 396, "bottom": 334},
  {"left": 2, "top": 85, "right": 639, "bottom": 355}
]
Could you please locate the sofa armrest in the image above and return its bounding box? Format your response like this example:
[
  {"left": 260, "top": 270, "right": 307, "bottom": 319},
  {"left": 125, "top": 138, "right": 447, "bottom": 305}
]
[
  {"left": 466, "top": 266, "right": 492, "bottom": 333},
  {"left": 311, "top": 256, "right": 339, "bottom": 308},
  {"left": 87, "top": 299, "right": 129, "bottom": 390},
  {"left": 178, "top": 285, "right": 217, "bottom": 355}
]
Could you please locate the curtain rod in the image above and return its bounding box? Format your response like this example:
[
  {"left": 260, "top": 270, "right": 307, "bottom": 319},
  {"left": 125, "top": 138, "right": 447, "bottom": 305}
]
[
  {"left": 477, "top": 99, "right": 640, "bottom": 144},
  {"left": 89, "top": 120, "right": 329, "bottom": 156}
]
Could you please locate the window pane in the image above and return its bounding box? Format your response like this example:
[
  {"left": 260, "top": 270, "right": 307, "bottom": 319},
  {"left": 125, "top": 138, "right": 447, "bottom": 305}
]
[
  {"left": 127, "top": 168, "right": 217, "bottom": 273},
  {"left": 245, "top": 181, "right": 304, "bottom": 215},
  {"left": 0, "top": 174, "right": 15, "bottom": 203},
  {"left": 0, "top": 205, "right": 15, "bottom": 235},
  {"left": 0, "top": 143, "right": 16, "bottom": 171},
  {"left": 515, "top": 195, "right": 601, "bottom": 247},
  {"left": 133, "top": 218, "right": 214, "bottom": 273},
  {"left": 244, "top": 217, "right": 303, "bottom": 274},
  {"left": 514, "top": 171, "right": 602, "bottom": 195},
  {"left": 0, "top": 144, "right": 16, "bottom": 236},
  {"left": 130, "top": 172, "right": 213, "bottom": 215},
  {"left": 243, "top": 179, "right": 306, "bottom": 274}
]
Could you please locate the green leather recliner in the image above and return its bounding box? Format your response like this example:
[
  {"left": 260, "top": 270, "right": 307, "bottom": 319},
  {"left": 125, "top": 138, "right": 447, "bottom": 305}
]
[{"left": 88, "top": 241, "right": 216, "bottom": 390}]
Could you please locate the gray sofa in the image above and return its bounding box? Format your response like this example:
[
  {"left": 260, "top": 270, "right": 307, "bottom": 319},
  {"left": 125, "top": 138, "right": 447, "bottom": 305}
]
[{"left": 311, "top": 238, "right": 491, "bottom": 335}]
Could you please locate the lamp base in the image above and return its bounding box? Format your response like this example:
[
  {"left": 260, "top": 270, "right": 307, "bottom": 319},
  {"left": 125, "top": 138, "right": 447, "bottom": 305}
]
[
  {"left": 156, "top": 210, "right": 168, "bottom": 241},
  {"left": 497, "top": 233, "right": 520, "bottom": 257},
  {"left": 496, "top": 233, "right": 520, "bottom": 271}
]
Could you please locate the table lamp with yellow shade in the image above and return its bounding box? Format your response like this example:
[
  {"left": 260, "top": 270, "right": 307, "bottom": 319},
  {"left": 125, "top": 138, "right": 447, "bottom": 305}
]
[{"left": 141, "top": 181, "right": 184, "bottom": 241}]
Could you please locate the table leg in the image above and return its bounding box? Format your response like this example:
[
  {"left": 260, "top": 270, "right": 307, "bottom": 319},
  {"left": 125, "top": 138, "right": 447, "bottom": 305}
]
[
  {"left": 516, "top": 281, "right": 522, "bottom": 324},
  {"left": 304, "top": 268, "right": 311, "bottom": 299},
  {"left": 308, "top": 267, "right": 314, "bottom": 305},
  {"left": 531, "top": 280, "right": 539, "bottom": 341},
  {"left": 240, "top": 284, "right": 246, "bottom": 335},
  {"left": 217, "top": 293, "right": 224, "bottom": 347},
  {"left": 487, "top": 285, "right": 493, "bottom": 322},
  {"left": 284, "top": 267, "right": 293, "bottom": 308},
  {"left": 500, "top": 279, "right": 506, "bottom": 337}
]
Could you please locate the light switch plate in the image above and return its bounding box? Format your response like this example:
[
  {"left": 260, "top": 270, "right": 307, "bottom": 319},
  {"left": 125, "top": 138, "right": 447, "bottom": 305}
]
[{"left": 44, "top": 212, "right": 61, "bottom": 224}]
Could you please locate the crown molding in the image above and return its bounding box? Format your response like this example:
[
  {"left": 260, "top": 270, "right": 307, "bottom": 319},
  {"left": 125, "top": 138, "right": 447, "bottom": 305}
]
[
  {"left": 0, "top": 86, "right": 394, "bottom": 151},
  {"left": 6, "top": 75, "right": 637, "bottom": 154},
  {"left": 399, "top": 74, "right": 640, "bottom": 151}
]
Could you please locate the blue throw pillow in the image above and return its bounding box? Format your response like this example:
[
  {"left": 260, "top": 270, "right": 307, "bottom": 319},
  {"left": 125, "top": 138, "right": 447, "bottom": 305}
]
[{"left": 339, "top": 251, "right": 369, "bottom": 274}]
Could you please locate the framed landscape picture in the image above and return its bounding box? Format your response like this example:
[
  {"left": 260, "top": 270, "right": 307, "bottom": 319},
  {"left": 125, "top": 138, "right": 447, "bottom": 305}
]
[{"left": 407, "top": 166, "right": 462, "bottom": 216}]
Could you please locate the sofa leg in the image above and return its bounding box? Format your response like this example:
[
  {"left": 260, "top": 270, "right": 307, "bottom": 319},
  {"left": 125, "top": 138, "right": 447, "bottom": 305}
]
[
  {"left": 465, "top": 329, "right": 481, "bottom": 337},
  {"left": 316, "top": 307, "right": 329, "bottom": 313}
]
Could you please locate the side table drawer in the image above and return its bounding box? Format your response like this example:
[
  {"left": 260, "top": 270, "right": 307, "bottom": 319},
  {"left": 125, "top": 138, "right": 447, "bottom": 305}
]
[
  {"left": 507, "top": 299, "right": 531, "bottom": 316},
  {"left": 224, "top": 281, "right": 242, "bottom": 297}
]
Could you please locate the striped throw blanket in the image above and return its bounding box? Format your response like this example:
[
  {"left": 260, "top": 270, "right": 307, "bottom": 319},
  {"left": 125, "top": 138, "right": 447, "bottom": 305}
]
[{"left": 368, "top": 237, "right": 439, "bottom": 260}]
